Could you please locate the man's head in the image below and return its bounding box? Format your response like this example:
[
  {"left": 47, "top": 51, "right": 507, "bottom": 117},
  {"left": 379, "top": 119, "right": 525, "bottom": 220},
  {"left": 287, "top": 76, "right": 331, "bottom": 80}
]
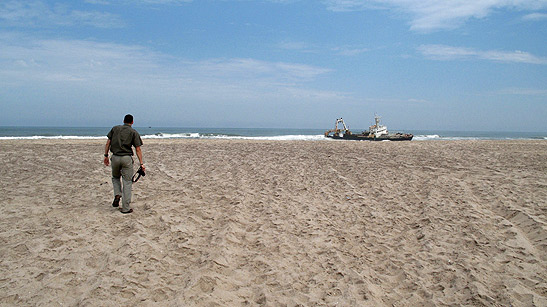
[{"left": 124, "top": 114, "right": 134, "bottom": 124}]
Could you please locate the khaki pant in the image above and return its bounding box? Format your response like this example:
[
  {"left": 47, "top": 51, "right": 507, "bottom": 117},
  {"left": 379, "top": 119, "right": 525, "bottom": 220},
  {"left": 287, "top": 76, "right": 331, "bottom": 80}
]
[{"left": 111, "top": 155, "right": 133, "bottom": 212}]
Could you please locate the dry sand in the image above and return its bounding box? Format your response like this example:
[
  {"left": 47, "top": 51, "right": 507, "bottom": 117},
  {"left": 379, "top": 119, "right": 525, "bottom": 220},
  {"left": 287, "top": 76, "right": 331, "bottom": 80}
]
[{"left": 0, "top": 139, "right": 545, "bottom": 306}]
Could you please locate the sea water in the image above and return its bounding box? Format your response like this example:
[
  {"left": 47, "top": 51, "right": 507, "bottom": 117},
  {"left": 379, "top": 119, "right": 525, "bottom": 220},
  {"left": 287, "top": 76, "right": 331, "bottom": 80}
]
[{"left": 0, "top": 126, "right": 545, "bottom": 141}]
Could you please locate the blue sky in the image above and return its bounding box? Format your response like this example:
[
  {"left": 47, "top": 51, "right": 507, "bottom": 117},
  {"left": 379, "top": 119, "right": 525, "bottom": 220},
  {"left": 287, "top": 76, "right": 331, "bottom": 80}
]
[{"left": 0, "top": 0, "right": 546, "bottom": 131}]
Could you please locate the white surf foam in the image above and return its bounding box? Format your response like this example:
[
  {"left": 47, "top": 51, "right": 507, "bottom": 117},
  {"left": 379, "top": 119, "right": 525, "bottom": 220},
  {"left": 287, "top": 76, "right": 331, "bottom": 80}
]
[
  {"left": 0, "top": 135, "right": 106, "bottom": 140},
  {"left": 142, "top": 133, "right": 327, "bottom": 141},
  {"left": 413, "top": 134, "right": 440, "bottom": 141}
]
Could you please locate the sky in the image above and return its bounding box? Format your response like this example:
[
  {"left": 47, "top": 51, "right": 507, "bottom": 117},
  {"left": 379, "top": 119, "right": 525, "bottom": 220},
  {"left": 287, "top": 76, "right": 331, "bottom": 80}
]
[{"left": 0, "top": 0, "right": 546, "bottom": 131}]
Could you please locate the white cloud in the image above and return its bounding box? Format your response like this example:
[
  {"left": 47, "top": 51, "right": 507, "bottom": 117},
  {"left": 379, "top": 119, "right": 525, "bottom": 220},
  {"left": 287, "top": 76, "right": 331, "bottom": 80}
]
[
  {"left": 278, "top": 41, "right": 372, "bottom": 57},
  {"left": 418, "top": 44, "right": 478, "bottom": 60},
  {"left": 85, "top": 0, "right": 193, "bottom": 4},
  {"left": 185, "top": 58, "right": 331, "bottom": 82},
  {"left": 495, "top": 88, "right": 547, "bottom": 96},
  {"left": 324, "top": 0, "right": 383, "bottom": 12},
  {"left": 277, "top": 41, "right": 319, "bottom": 54},
  {"left": 332, "top": 46, "right": 370, "bottom": 56},
  {"left": 0, "top": 0, "right": 125, "bottom": 28},
  {"left": 84, "top": 0, "right": 112, "bottom": 4},
  {"left": 135, "top": 0, "right": 192, "bottom": 3},
  {"left": 0, "top": 35, "right": 341, "bottom": 104},
  {"left": 361, "top": 97, "right": 429, "bottom": 105},
  {"left": 418, "top": 44, "right": 547, "bottom": 65},
  {"left": 324, "top": 0, "right": 547, "bottom": 31},
  {"left": 523, "top": 12, "right": 547, "bottom": 20}
]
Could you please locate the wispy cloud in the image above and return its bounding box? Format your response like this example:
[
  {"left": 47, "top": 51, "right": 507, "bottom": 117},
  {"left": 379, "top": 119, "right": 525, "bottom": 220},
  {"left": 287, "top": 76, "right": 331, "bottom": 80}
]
[
  {"left": 186, "top": 58, "right": 331, "bottom": 82},
  {"left": 324, "top": 0, "right": 547, "bottom": 31},
  {"left": 0, "top": 0, "right": 125, "bottom": 28},
  {"left": 495, "top": 88, "right": 547, "bottom": 96},
  {"left": 277, "top": 41, "right": 318, "bottom": 53},
  {"left": 523, "top": 12, "right": 547, "bottom": 20},
  {"left": 84, "top": 0, "right": 112, "bottom": 4},
  {"left": 85, "top": 0, "right": 193, "bottom": 4},
  {"left": 278, "top": 41, "right": 371, "bottom": 57},
  {"left": 135, "top": 0, "right": 193, "bottom": 3},
  {"left": 418, "top": 44, "right": 547, "bottom": 65},
  {"left": 332, "top": 46, "right": 370, "bottom": 56},
  {"left": 0, "top": 35, "right": 340, "bottom": 103},
  {"left": 324, "top": 0, "right": 383, "bottom": 12},
  {"left": 362, "top": 97, "right": 429, "bottom": 105}
]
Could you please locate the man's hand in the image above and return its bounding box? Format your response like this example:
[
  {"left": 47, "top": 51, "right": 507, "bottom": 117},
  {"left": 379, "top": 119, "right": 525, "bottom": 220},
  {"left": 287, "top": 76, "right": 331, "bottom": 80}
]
[{"left": 104, "top": 139, "right": 111, "bottom": 166}]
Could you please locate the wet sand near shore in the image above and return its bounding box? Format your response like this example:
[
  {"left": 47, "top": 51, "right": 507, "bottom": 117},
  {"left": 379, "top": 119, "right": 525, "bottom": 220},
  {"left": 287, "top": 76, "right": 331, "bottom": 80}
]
[{"left": 0, "top": 139, "right": 545, "bottom": 306}]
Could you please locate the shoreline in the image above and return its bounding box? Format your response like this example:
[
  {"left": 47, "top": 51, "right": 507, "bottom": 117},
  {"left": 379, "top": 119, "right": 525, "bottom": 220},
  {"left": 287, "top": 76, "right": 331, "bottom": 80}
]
[
  {"left": 1, "top": 139, "right": 545, "bottom": 305},
  {"left": 0, "top": 138, "right": 546, "bottom": 144}
]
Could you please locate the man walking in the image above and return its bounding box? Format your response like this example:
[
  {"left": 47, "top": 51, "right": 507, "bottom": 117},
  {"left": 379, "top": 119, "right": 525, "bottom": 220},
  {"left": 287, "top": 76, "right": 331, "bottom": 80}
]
[{"left": 103, "top": 114, "right": 145, "bottom": 214}]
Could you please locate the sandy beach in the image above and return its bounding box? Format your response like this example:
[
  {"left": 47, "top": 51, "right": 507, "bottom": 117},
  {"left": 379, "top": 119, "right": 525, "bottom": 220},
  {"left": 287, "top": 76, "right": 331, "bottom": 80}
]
[{"left": 0, "top": 139, "right": 545, "bottom": 306}]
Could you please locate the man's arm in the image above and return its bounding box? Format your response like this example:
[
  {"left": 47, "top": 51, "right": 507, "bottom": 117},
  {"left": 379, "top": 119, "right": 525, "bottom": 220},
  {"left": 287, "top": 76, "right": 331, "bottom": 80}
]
[
  {"left": 104, "top": 139, "right": 111, "bottom": 166},
  {"left": 135, "top": 146, "right": 145, "bottom": 171}
]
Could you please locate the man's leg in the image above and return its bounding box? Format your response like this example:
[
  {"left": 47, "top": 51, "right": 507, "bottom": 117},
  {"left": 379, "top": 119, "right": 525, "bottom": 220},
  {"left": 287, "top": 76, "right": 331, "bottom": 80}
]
[
  {"left": 111, "top": 155, "right": 123, "bottom": 200},
  {"left": 120, "top": 156, "right": 134, "bottom": 213}
]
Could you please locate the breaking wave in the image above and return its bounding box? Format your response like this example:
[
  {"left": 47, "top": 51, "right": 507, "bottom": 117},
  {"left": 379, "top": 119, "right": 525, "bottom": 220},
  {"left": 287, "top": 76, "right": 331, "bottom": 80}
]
[
  {"left": 0, "top": 135, "right": 106, "bottom": 140},
  {"left": 142, "top": 133, "right": 326, "bottom": 141}
]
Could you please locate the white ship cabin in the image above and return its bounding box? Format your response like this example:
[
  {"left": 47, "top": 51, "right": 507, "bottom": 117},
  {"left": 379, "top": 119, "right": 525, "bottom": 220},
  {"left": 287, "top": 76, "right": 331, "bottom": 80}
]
[{"left": 369, "top": 115, "right": 388, "bottom": 137}]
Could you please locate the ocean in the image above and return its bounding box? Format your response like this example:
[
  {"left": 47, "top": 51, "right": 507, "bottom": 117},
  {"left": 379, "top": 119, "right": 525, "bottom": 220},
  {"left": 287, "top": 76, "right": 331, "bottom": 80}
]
[{"left": 0, "top": 126, "right": 545, "bottom": 141}]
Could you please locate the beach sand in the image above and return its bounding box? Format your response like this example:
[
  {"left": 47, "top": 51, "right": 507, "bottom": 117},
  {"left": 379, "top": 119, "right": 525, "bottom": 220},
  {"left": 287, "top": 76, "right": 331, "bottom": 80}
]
[{"left": 0, "top": 139, "right": 545, "bottom": 306}]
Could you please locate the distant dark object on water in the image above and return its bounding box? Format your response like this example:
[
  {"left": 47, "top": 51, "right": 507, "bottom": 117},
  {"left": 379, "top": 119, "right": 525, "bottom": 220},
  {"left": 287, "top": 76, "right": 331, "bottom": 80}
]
[{"left": 325, "top": 115, "right": 413, "bottom": 141}]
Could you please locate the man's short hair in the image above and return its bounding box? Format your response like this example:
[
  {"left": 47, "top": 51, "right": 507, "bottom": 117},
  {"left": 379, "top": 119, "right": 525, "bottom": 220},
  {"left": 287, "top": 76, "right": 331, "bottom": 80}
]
[{"left": 124, "top": 114, "right": 134, "bottom": 123}]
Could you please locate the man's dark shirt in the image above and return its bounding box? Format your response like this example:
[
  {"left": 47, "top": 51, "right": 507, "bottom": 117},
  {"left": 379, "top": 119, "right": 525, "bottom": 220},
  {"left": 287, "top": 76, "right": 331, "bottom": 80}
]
[{"left": 107, "top": 124, "right": 143, "bottom": 156}]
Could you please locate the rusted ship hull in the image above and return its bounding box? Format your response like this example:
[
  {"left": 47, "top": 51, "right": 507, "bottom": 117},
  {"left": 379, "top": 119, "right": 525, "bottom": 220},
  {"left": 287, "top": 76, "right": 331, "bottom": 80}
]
[{"left": 327, "top": 133, "right": 413, "bottom": 141}]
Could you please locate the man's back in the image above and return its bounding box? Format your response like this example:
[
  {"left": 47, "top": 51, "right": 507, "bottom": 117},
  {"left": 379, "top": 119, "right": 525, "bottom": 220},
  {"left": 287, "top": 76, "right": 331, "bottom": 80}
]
[{"left": 107, "top": 124, "right": 143, "bottom": 156}]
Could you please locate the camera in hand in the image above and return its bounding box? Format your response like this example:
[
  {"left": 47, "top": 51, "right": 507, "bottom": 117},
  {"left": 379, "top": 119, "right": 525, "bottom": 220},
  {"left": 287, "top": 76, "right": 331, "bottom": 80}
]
[
  {"left": 137, "top": 166, "right": 145, "bottom": 177},
  {"left": 132, "top": 165, "right": 146, "bottom": 182}
]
